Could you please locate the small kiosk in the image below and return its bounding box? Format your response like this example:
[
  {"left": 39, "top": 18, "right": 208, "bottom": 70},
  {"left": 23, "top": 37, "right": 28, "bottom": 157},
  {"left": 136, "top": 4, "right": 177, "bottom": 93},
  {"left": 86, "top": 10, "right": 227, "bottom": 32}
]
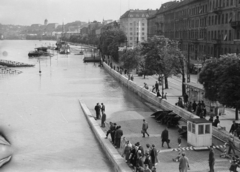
[{"left": 187, "top": 118, "right": 212, "bottom": 147}]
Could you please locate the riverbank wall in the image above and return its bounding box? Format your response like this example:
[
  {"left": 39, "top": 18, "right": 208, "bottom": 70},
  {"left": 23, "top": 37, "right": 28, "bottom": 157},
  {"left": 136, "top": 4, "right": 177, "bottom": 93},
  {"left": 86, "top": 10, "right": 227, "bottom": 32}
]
[
  {"left": 103, "top": 62, "right": 240, "bottom": 149},
  {"left": 79, "top": 101, "right": 132, "bottom": 172}
]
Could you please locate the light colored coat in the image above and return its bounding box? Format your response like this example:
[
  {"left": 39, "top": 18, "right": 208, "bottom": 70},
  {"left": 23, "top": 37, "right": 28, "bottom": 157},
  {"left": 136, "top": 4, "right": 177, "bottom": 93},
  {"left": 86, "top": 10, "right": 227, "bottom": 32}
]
[{"left": 179, "top": 156, "right": 189, "bottom": 172}]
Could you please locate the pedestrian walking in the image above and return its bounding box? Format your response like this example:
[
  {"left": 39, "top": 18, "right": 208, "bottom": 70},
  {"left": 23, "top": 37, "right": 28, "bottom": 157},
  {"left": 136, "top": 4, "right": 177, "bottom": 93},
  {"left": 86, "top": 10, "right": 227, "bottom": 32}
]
[
  {"left": 145, "top": 144, "right": 151, "bottom": 155},
  {"left": 122, "top": 140, "right": 132, "bottom": 163},
  {"left": 101, "top": 103, "right": 105, "bottom": 115},
  {"left": 187, "top": 102, "right": 192, "bottom": 112},
  {"left": 230, "top": 120, "right": 238, "bottom": 134},
  {"left": 101, "top": 111, "right": 106, "bottom": 127},
  {"left": 138, "top": 142, "right": 145, "bottom": 157},
  {"left": 161, "top": 127, "right": 171, "bottom": 148},
  {"left": 183, "top": 93, "right": 189, "bottom": 106},
  {"left": 209, "top": 146, "right": 215, "bottom": 172},
  {"left": 115, "top": 126, "right": 123, "bottom": 148},
  {"left": 156, "top": 90, "right": 161, "bottom": 97},
  {"left": 150, "top": 144, "right": 158, "bottom": 166},
  {"left": 94, "top": 103, "right": 101, "bottom": 120},
  {"left": 179, "top": 152, "right": 190, "bottom": 172},
  {"left": 155, "top": 81, "right": 159, "bottom": 92},
  {"left": 129, "top": 144, "right": 138, "bottom": 170},
  {"left": 111, "top": 123, "right": 117, "bottom": 144},
  {"left": 144, "top": 152, "right": 153, "bottom": 170},
  {"left": 142, "top": 119, "right": 150, "bottom": 137},
  {"left": 192, "top": 101, "right": 197, "bottom": 112},
  {"left": 136, "top": 151, "right": 144, "bottom": 172},
  {"left": 212, "top": 116, "right": 220, "bottom": 127},
  {"left": 105, "top": 122, "right": 113, "bottom": 139}
]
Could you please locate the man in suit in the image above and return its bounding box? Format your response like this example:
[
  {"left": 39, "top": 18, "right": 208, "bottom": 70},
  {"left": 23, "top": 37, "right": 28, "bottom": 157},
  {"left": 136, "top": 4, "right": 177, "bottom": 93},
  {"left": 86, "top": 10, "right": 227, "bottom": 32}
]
[
  {"left": 230, "top": 120, "right": 238, "bottom": 134},
  {"left": 179, "top": 152, "right": 190, "bottom": 172},
  {"left": 209, "top": 146, "right": 215, "bottom": 172},
  {"left": 142, "top": 119, "right": 150, "bottom": 137},
  {"left": 94, "top": 103, "right": 101, "bottom": 120},
  {"left": 161, "top": 127, "right": 171, "bottom": 148},
  {"left": 115, "top": 126, "right": 123, "bottom": 148}
]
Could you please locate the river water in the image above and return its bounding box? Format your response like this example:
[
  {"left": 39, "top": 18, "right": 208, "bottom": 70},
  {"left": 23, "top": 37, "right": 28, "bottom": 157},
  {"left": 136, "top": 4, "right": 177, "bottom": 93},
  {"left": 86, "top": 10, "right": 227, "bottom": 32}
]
[{"left": 0, "top": 40, "right": 122, "bottom": 172}]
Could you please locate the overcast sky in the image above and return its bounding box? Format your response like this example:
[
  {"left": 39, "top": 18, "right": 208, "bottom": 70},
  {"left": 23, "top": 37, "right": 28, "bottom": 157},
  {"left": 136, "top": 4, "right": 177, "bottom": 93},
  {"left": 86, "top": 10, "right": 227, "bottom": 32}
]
[{"left": 0, "top": 0, "right": 169, "bottom": 26}]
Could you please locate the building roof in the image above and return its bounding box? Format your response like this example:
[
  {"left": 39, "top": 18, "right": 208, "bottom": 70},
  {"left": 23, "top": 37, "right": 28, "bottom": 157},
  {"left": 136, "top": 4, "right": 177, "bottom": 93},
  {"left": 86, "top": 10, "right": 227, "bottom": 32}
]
[
  {"left": 120, "top": 9, "right": 157, "bottom": 19},
  {"left": 188, "top": 118, "right": 212, "bottom": 124}
]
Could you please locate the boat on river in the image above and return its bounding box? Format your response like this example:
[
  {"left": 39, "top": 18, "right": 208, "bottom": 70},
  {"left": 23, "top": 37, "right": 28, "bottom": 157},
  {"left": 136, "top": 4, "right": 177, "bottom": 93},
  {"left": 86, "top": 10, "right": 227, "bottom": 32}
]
[
  {"left": 56, "top": 41, "right": 70, "bottom": 54},
  {"left": 28, "top": 47, "right": 52, "bottom": 57}
]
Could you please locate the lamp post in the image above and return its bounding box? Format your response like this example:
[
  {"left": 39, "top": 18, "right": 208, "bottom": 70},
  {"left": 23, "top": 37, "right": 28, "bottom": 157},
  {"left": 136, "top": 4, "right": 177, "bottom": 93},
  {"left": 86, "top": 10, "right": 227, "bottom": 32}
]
[
  {"left": 161, "top": 74, "right": 164, "bottom": 98},
  {"left": 38, "top": 57, "right": 41, "bottom": 74}
]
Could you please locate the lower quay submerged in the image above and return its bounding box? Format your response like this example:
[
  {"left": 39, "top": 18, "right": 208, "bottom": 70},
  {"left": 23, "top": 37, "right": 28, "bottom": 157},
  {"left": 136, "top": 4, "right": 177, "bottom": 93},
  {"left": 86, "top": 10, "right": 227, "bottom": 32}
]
[
  {"left": 93, "top": 61, "right": 232, "bottom": 172},
  {"left": 0, "top": 41, "right": 232, "bottom": 172}
]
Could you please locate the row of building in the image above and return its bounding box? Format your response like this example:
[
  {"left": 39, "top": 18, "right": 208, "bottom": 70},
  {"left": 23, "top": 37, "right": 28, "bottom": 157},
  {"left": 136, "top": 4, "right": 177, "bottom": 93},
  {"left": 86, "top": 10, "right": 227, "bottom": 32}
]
[
  {"left": 28, "top": 19, "right": 116, "bottom": 39},
  {"left": 119, "top": 0, "right": 240, "bottom": 62}
]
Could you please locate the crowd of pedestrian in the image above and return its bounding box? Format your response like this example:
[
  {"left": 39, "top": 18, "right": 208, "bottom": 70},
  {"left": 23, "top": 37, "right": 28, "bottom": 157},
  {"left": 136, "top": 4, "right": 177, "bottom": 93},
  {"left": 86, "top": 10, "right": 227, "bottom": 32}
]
[{"left": 122, "top": 141, "right": 158, "bottom": 172}]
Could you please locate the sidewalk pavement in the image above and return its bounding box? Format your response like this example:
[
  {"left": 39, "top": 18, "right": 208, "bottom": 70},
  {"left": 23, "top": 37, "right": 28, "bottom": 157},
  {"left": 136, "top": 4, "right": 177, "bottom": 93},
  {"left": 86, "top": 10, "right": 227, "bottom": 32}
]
[{"left": 96, "top": 61, "right": 232, "bottom": 172}]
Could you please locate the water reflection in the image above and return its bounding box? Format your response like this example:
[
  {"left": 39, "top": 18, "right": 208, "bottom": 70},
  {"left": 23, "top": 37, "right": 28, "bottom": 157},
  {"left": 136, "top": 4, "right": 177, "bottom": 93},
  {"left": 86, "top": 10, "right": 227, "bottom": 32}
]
[{"left": 0, "top": 40, "right": 115, "bottom": 172}]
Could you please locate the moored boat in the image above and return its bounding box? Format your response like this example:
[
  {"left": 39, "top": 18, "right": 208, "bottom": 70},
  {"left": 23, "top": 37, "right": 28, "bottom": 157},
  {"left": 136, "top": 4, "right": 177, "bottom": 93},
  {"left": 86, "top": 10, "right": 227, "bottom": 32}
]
[{"left": 28, "top": 47, "right": 52, "bottom": 57}]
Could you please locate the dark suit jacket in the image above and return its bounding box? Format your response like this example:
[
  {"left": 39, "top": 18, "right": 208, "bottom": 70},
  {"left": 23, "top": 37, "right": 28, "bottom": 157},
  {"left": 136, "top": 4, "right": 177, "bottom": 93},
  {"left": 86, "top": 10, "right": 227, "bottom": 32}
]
[
  {"left": 161, "top": 129, "right": 169, "bottom": 141},
  {"left": 115, "top": 129, "right": 123, "bottom": 138}
]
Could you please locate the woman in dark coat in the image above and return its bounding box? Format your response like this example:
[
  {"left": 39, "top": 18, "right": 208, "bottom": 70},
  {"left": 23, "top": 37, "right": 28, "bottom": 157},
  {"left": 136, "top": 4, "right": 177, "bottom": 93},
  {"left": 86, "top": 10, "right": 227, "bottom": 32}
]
[
  {"left": 150, "top": 144, "right": 158, "bottom": 166},
  {"left": 129, "top": 145, "right": 138, "bottom": 168}
]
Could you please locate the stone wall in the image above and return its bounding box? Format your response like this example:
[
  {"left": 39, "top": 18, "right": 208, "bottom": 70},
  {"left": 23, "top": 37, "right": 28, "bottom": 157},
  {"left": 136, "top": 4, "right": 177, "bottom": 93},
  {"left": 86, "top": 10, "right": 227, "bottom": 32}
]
[{"left": 103, "top": 62, "right": 240, "bottom": 149}]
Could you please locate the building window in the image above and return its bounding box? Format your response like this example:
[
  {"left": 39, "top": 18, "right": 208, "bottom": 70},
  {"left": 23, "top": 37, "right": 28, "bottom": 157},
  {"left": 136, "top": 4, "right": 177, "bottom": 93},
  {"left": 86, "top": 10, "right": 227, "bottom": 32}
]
[
  {"left": 227, "top": 0, "right": 229, "bottom": 6},
  {"left": 226, "top": 13, "right": 228, "bottom": 23},
  {"left": 229, "top": 12, "right": 233, "bottom": 22},
  {"left": 231, "top": 0, "right": 233, "bottom": 5},
  {"left": 130, "top": 28, "right": 132, "bottom": 31},
  {"left": 142, "top": 32, "right": 144, "bottom": 35},
  {"left": 142, "top": 37, "right": 144, "bottom": 40},
  {"left": 142, "top": 28, "right": 144, "bottom": 31},
  {"left": 205, "top": 124, "right": 210, "bottom": 134},
  {"left": 130, "top": 32, "right": 132, "bottom": 35},
  {"left": 130, "top": 37, "right": 132, "bottom": 40},
  {"left": 199, "top": 125, "right": 204, "bottom": 135},
  {"left": 222, "top": 14, "right": 224, "bottom": 24},
  {"left": 192, "top": 123, "right": 195, "bottom": 134},
  {"left": 130, "top": 23, "right": 132, "bottom": 25},
  {"left": 142, "top": 23, "right": 144, "bottom": 26},
  {"left": 188, "top": 122, "right": 192, "bottom": 132}
]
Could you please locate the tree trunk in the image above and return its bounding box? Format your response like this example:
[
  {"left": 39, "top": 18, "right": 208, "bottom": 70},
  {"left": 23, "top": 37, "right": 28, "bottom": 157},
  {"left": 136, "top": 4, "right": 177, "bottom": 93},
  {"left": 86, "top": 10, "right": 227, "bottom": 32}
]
[
  {"left": 182, "top": 73, "right": 186, "bottom": 96},
  {"left": 236, "top": 108, "right": 239, "bottom": 120},
  {"left": 164, "top": 76, "right": 168, "bottom": 89}
]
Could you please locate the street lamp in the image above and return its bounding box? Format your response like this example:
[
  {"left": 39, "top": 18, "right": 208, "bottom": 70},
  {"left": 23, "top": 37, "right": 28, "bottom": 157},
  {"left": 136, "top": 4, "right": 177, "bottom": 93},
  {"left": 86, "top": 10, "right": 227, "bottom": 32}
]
[
  {"left": 38, "top": 57, "right": 41, "bottom": 74},
  {"left": 161, "top": 74, "right": 164, "bottom": 98}
]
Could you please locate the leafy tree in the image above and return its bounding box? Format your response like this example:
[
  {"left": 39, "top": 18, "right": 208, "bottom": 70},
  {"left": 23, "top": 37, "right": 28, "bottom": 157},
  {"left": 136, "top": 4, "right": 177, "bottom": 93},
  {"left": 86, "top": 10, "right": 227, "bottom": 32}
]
[
  {"left": 199, "top": 54, "right": 240, "bottom": 120},
  {"left": 99, "top": 28, "right": 126, "bottom": 62},
  {"left": 119, "top": 48, "right": 140, "bottom": 73},
  {"left": 141, "top": 35, "right": 182, "bottom": 89}
]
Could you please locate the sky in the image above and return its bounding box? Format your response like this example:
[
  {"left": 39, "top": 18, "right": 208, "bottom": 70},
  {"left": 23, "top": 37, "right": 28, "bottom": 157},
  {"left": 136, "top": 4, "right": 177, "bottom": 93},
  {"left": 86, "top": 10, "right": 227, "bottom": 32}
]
[{"left": 0, "top": 0, "right": 169, "bottom": 26}]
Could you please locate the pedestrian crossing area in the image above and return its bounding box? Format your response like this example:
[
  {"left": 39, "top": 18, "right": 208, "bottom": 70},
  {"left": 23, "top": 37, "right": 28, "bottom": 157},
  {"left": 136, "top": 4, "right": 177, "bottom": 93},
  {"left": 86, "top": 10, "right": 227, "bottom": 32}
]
[{"left": 158, "top": 144, "right": 227, "bottom": 153}]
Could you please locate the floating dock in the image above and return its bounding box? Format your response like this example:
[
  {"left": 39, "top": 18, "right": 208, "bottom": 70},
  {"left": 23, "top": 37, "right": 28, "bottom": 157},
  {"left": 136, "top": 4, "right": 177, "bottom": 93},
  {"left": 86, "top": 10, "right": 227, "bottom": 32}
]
[
  {"left": 0, "top": 59, "right": 34, "bottom": 67},
  {"left": 83, "top": 56, "right": 101, "bottom": 63}
]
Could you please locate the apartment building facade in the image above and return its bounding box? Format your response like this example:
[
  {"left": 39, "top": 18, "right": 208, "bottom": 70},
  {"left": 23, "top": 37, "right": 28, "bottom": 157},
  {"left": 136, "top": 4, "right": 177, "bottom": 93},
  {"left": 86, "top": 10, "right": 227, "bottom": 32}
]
[
  {"left": 148, "top": 0, "right": 240, "bottom": 62},
  {"left": 120, "top": 9, "right": 156, "bottom": 47}
]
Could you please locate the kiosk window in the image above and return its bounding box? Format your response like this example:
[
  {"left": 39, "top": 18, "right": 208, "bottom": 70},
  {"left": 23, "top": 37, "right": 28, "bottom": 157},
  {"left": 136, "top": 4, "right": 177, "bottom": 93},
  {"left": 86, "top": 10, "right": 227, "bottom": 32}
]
[
  {"left": 198, "top": 125, "right": 204, "bottom": 135},
  {"left": 205, "top": 124, "right": 210, "bottom": 134},
  {"left": 188, "top": 122, "right": 192, "bottom": 132},
  {"left": 192, "top": 123, "right": 195, "bottom": 134}
]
